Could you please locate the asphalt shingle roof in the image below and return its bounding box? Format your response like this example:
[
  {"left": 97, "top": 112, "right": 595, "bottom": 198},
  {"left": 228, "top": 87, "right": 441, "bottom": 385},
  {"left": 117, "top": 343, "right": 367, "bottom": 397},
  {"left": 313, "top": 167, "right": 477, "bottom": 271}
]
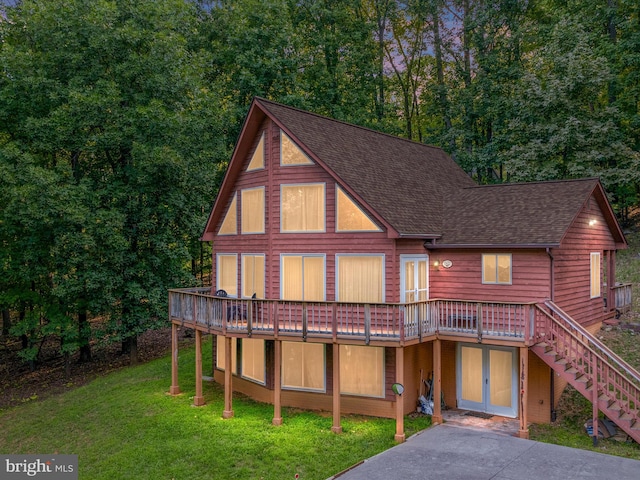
[
  {"left": 256, "top": 98, "right": 476, "bottom": 236},
  {"left": 440, "top": 179, "right": 599, "bottom": 245},
  {"left": 204, "top": 98, "right": 623, "bottom": 248}
]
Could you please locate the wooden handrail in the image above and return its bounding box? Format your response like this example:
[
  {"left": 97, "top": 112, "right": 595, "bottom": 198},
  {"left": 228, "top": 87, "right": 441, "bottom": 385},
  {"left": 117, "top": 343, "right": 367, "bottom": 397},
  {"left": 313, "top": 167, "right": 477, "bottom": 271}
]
[{"left": 542, "top": 300, "right": 640, "bottom": 385}]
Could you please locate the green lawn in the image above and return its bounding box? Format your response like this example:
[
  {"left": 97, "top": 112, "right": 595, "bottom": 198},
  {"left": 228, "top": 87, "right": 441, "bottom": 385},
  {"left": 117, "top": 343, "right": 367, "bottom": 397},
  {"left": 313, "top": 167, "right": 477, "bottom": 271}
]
[{"left": 0, "top": 337, "right": 430, "bottom": 480}]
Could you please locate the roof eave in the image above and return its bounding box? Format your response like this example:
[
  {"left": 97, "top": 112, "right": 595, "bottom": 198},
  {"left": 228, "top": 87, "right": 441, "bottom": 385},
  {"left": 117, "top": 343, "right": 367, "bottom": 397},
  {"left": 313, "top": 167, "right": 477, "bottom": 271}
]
[{"left": 425, "top": 242, "right": 561, "bottom": 250}]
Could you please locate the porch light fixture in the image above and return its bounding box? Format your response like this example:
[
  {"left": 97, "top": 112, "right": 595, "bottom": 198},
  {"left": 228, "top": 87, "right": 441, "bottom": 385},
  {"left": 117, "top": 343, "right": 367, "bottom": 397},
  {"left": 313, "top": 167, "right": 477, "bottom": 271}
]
[
  {"left": 589, "top": 219, "right": 597, "bottom": 226},
  {"left": 433, "top": 260, "right": 440, "bottom": 268}
]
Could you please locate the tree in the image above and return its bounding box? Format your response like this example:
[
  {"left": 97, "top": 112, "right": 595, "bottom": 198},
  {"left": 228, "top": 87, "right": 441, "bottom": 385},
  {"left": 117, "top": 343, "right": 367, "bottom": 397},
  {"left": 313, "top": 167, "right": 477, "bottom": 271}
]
[
  {"left": 501, "top": 16, "right": 640, "bottom": 205},
  {"left": 0, "top": 0, "right": 223, "bottom": 364}
]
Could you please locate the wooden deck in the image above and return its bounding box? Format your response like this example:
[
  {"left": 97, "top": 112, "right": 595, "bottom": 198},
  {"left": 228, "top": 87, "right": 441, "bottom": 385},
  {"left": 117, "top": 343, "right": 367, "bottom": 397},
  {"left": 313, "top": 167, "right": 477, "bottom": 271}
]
[{"left": 169, "top": 288, "right": 537, "bottom": 346}]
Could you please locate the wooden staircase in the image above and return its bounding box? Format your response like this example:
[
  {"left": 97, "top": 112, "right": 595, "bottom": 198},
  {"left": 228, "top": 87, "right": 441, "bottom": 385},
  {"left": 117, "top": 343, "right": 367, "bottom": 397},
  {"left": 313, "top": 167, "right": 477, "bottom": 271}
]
[{"left": 531, "top": 301, "right": 640, "bottom": 444}]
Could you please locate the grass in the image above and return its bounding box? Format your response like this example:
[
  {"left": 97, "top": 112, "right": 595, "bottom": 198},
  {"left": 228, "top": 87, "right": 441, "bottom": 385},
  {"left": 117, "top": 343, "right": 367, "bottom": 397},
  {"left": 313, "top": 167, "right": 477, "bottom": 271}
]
[{"left": 0, "top": 337, "right": 431, "bottom": 480}]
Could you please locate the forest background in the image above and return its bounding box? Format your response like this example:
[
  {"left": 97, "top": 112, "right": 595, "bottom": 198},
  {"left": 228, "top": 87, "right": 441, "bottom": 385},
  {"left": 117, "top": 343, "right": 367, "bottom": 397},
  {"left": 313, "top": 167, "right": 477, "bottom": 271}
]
[{"left": 1, "top": 0, "right": 639, "bottom": 368}]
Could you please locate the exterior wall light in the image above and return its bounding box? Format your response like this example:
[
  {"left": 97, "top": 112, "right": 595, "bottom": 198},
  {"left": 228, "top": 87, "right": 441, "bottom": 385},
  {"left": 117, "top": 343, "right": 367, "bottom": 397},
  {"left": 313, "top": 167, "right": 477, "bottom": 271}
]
[
  {"left": 391, "top": 383, "right": 404, "bottom": 395},
  {"left": 589, "top": 219, "right": 597, "bottom": 226}
]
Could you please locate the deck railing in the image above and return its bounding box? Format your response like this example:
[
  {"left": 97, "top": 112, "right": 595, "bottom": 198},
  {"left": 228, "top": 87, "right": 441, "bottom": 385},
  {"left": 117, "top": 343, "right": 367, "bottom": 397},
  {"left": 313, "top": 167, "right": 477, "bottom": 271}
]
[
  {"left": 534, "top": 301, "right": 640, "bottom": 442},
  {"left": 169, "top": 288, "right": 534, "bottom": 343}
]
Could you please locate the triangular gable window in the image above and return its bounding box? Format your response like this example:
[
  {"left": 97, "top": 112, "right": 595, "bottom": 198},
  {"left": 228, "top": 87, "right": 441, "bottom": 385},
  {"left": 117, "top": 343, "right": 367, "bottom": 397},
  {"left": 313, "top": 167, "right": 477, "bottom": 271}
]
[
  {"left": 281, "top": 131, "right": 313, "bottom": 165},
  {"left": 247, "top": 133, "right": 264, "bottom": 171},
  {"left": 218, "top": 193, "right": 237, "bottom": 235},
  {"left": 336, "top": 187, "right": 381, "bottom": 232}
]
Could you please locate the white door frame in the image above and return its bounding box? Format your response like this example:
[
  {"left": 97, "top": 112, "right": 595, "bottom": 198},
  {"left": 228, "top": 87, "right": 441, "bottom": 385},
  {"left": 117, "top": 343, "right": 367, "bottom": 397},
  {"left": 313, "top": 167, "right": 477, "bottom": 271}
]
[
  {"left": 456, "top": 343, "right": 518, "bottom": 418},
  {"left": 399, "top": 255, "right": 429, "bottom": 303}
]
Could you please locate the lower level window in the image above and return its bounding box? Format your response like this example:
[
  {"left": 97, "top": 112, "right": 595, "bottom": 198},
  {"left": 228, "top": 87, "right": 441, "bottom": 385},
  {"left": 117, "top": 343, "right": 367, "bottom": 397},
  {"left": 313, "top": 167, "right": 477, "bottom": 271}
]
[
  {"left": 281, "top": 341, "right": 325, "bottom": 391},
  {"left": 216, "top": 336, "right": 237, "bottom": 373},
  {"left": 241, "top": 338, "right": 265, "bottom": 383},
  {"left": 340, "top": 345, "right": 384, "bottom": 397}
]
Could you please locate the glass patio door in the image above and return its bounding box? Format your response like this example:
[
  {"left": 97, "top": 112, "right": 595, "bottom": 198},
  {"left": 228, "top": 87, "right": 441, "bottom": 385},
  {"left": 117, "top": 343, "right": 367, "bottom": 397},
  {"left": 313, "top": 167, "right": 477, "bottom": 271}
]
[{"left": 457, "top": 344, "right": 517, "bottom": 417}]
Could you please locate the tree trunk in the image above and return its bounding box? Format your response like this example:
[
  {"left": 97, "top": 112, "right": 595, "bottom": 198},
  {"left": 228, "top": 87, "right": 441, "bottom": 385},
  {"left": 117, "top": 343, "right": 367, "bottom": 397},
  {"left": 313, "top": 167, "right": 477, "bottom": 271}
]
[
  {"left": 78, "top": 311, "right": 92, "bottom": 363},
  {"left": 430, "top": 0, "right": 454, "bottom": 150},
  {"left": 1, "top": 309, "right": 10, "bottom": 336},
  {"left": 122, "top": 336, "right": 139, "bottom": 365}
]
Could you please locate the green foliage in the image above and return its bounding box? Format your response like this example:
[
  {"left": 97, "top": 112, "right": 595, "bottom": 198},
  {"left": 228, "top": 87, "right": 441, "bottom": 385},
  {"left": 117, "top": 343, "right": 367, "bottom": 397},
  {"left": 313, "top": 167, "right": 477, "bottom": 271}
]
[
  {"left": 2, "top": 0, "right": 640, "bottom": 366},
  {"left": 0, "top": 0, "right": 224, "bottom": 362}
]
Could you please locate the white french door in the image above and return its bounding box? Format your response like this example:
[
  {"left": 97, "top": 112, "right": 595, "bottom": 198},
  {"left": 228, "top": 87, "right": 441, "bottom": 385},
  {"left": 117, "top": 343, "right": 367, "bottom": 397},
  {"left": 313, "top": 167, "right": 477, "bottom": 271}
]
[
  {"left": 400, "top": 256, "right": 429, "bottom": 335},
  {"left": 401, "top": 256, "right": 429, "bottom": 303},
  {"left": 457, "top": 344, "right": 518, "bottom": 418}
]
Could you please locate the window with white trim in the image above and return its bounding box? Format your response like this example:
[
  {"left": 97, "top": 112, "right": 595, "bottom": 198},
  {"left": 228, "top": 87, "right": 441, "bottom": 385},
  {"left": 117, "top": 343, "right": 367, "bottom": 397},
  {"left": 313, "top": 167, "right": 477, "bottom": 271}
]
[
  {"left": 281, "top": 341, "right": 325, "bottom": 391},
  {"left": 336, "top": 187, "right": 381, "bottom": 232},
  {"left": 281, "top": 255, "right": 325, "bottom": 301},
  {"left": 482, "top": 254, "right": 512, "bottom": 284},
  {"left": 242, "top": 254, "right": 265, "bottom": 298},
  {"left": 217, "top": 254, "right": 237, "bottom": 297},
  {"left": 340, "top": 345, "right": 384, "bottom": 397},
  {"left": 241, "top": 338, "right": 265, "bottom": 384},
  {"left": 337, "top": 255, "right": 384, "bottom": 303},
  {"left": 218, "top": 193, "right": 237, "bottom": 235},
  {"left": 241, "top": 187, "right": 265, "bottom": 234},
  {"left": 590, "top": 252, "right": 601, "bottom": 298},
  {"left": 281, "top": 184, "right": 325, "bottom": 232},
  {"left": 216, "top": 336, "right": 237, "bottom": 373},
  {"left": 280, "top": 131, "right": 313, "bottom": 165},
  {"left": 247, "top": 133, "right": 264, "bottom": 171}
]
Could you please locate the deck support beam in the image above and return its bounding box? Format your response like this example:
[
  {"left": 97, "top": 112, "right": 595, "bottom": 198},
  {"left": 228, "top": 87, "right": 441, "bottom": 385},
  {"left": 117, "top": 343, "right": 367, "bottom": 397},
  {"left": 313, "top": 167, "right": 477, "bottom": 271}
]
[
  {"left": 273, "top": 340, "right": 283, "bottom": 426},
  {"left": 169, "top": 323, "right": 180, "bottom": 395},
  {"left": 394, "top": 346, "right": 405, "bottom": 443},
  {"left": 223, "top": 336, "right": 234, "bottom": 418},
  {"left": 331, "top": 343, "right": 343, "bottom": 434},
  {"left": 432, "top": 339, "right": 443, "bottom": 424},
  {"left": 193, "top": 329, "right": 205, "bottom": 406},
  {"left": 518, "top": 347, "right": 529, "bottom": 439}
]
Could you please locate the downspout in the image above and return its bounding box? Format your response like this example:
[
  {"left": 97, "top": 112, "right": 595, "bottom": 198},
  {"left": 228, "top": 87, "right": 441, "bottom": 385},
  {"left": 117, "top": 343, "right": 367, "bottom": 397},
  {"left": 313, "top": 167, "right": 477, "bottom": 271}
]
[{"left": 546, "top": 247, "right": 557, "bottom": 422}]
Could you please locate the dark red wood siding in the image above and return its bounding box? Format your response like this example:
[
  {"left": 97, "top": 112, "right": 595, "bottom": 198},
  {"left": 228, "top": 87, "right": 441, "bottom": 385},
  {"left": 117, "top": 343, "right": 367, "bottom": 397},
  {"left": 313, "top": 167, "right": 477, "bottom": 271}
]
[
  {"left": 552, "top": 199, "right": 617, "bottom": 327},
  {"left": 428, "top": 249, "right": 551, "bottom": 303},
  {"left": 211, "top": 117, "right": 398, "bottom": 302}
]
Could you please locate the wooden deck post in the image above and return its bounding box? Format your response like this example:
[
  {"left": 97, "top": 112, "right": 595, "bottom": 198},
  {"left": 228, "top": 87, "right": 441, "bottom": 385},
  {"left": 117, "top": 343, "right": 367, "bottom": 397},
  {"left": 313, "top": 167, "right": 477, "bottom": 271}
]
[
  {"left": 193, "top": 329, "right": 205, "bottom": 406},
  {"left": 394, "top": 346, "right": 405, "bottom": 443},
  {"left": 518, "top": 346, "right": 529, "bottom": 439},
  {"left": 273, "top": 340, "right": 283, "bottom": 426},
  {"left": 223, "top": 336, "right": 234, "bottom": 418},
  {"left": 432, "top": 339, "right": 443, "bottom": 424},
  {"left": 332, "top": 343, "right": 343, "bottom": 434},
  {"left": 169, "top": 323, "right": 180, "bottom": 395}
]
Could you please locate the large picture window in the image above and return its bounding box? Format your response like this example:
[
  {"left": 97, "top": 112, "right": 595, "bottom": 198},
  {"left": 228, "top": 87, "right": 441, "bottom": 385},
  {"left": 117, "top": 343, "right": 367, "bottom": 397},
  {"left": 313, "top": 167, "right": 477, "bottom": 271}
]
[
  {"left": 590, "top": 252, "right": 601, "bottom": 298},
  {"left": 337, "top": 255, "right": 384, "bottom": 303},
  {"left": 482, "top": 254, "right": 512, "bottom": 284},
  {"left": 241, "top": 338, "right": 265, "bottom": 384},
  {"left": 281, "top": 255, "right": 325, "bottom": 301},
  {"left": 281, "top": 342, "right": 325, "bottom": 391},
  {"left": 217, "top": 254, "right": 237, "bottom": 297},
  {"left": 242, "top": 254, "right": 265, "bottom": 298},
  {"left": 241, "top": 187, "right": 265, "bottom": 234},
  {"left": 281, "top": 184, "right": 325, "bottom": 232},
  {"left": 340, "top": 345, "right": 384, "bottom": 397}
]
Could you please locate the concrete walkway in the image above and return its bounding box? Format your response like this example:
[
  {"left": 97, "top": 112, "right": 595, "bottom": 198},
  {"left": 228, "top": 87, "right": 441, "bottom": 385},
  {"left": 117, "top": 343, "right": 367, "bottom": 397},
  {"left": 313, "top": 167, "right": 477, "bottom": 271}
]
[{"left": 329, "top": 424, "right": 640, "bottom": 480}]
